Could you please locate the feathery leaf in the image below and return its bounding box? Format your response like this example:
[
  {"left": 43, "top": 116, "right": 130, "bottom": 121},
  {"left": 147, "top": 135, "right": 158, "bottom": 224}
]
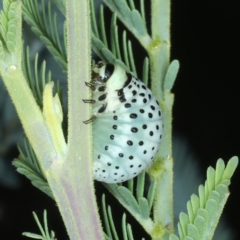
[{"left": 22, "top": 0, "right": 67, "bottom": 72}]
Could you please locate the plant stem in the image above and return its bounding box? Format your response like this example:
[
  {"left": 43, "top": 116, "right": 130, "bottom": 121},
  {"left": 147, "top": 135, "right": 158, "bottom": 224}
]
[
  {"left": 45, "top": 0, "right": 104, "bottom": 239},
  {"left": 1, "top": 68, "right": 56, "bottom": 170},
  {"left": 149, "top": 0, "right": 174, "bottom": 238}
]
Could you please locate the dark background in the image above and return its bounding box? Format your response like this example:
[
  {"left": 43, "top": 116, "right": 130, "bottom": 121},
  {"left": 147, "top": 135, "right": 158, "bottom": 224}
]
[{"left": 0, "top": 0, "right": 239, "bottom": 239}]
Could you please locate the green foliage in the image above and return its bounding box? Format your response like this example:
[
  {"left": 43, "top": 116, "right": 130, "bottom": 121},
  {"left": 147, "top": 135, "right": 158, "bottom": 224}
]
[
  {"left": 164, "top": 60, "right": 180, "bottom": 92},
  {"left": 22, "top": 46, "right": 63, "bottom": 109},
  {"left": 103, "top": 0, "right": 150, "bottom": 47},
  {"left": 102, "top": 172, "right": 157, "bottom": 236},
  {"left": 0, "top": 0, "right": 22, "bottom": 65},
  {"left": 13, "top": 138, "right": 53, "bottom": 199},
  {"left": 169, "top": 157, "right": 238, "bottom": 240},
  {"left": 22, "top": 210, "right": 56, "bottom": 240},
  {"left": 22, "top": 0, "right": 67, "bottom": 72},
  {"left": 102, "top": 194, "right": 146, "bottom": 240}
]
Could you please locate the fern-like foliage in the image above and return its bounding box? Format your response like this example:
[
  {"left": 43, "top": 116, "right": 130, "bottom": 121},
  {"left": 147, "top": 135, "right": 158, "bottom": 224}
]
[
  {"left": 0, "top": 0, "right": 17, "bottom": 51},
  {"left": 102, "top": 172, "right": 157, "bottom": 236},
  {"left": 22, "top": 210, "right": 56, "bottom": 240},
  {"left": 169, "top": 157, "right": 238, "bottom": 240},
  {"left": 0, "top": 0, "right": 22, "bottom": 63},
  {"left": 90, "top": 0, "right": 151, "bottom": 79},
  {"left": 13, "top": 138, "right": 53, "bottom": 199},
  {"left": 23, "top": 47, "right": 48, "bottom": 107},
  {"left": 22, "top": 0, "right": 67, "bottom": 72},
  {"left": 102, "top": 194, "right": 146, "bottom": 240},
  {"left": 103, "top": 0, "right": 150, "bottom": 48}
]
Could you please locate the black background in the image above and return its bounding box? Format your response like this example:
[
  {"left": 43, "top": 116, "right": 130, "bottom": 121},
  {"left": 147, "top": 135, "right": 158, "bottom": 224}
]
[
  {"left": 171, "top": 1, "right": 239, "bottom": 239},
  {"left": 0, "top": 0, "right": 239, "bottom": 239}
]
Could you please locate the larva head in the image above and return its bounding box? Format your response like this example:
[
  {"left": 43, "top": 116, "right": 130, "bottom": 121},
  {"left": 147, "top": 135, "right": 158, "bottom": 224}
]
[{"left": 92, "top": 62, "right": 127, "bottom": 91}]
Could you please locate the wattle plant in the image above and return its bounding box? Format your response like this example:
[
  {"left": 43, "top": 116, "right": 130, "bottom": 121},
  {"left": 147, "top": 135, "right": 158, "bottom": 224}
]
[{"left": 0, "top": 0, "right": 238, "bottom": 240}]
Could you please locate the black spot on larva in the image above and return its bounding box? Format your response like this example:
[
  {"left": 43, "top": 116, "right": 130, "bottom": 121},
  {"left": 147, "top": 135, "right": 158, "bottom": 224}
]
[
  {"left": 137, "top": 84, "right": 140, "bottom": 88},
  {"left": 129, "top": 156, "right": 134, "bottom": 160},
  {"left": 121, "top": 175, "right": 124, "bottom": 177},
  {"left": 114, "top": 173, "right": 117, "bottom": 175},
  {"left": 119, "top": 95, "right": 126, "bottom": 102},
  {"left": 98, "top": 104, "right": 107, "bottom": 113},
  {"left": 119, "top": 153, "right": 124, "bottom": 157},
  {"left": 134, "top": 172, "right": 137, "bottom": 175},
  {"left": 132, "top": 90, "right": 137, "bottom": 96},
  {"left": 132, "top": 99, "right": 137, "bottom": 103},
  {"left": 143, "top": 98, "right": 147, "bottom": 104},
  {"left": 139, "top": 109, "right": 144, "bottom": 113},
  {"left": 139, "top": 93, "right": 145, "bottom": 97},
  {"left": 113, "top": 111, "right": 116, "bottom": 113},
  {"left": 143, "top": 150, "right": 147, "bottom": 154},
  {"left": 98, "top": 94, "right": 106, "bottom": 101},
  {"left": 156, "top": 100, "right": 159, "bottom": 105},
  {"left": 142, "top": 85, "right": 146, "bottom": 90},
  {"left": 127, "top": 140, "right": 133, "bottom": 146},
  {"left": 130, "top": 165, "right": 133, "bottom": 168},
  {"left": 138, "top": 165, "right": 142, "bottom": 168},
  {"left": 110, "top": 135, "right": 114, "bottom": 140},
  {"left": 134, "top": 81, "right": 137, "bottom": 85},
  {"left": 131, "top": 127, "right": 138, "bottom": 133},
  {"left": 113, "top": 115, "right": 118, "bottom": 120},
  {"left": 103, "top": 64, "right": 115, "bottom": 82},
  {"left": 96, "top": 61, "right": 104, "bottom": 68},
  {"left": 156, "top": 125, "right": 159, "bottom": 130},
  {"left": 115, "top": 166, "right": 119, "bottom": 169},
  {"left": 142, "top": 124, "right": 147, "bottom": 129},
  {"left": 113, "top": 125, "right": 117, "bottom": 130},
  {"left": 125, "top": 103, "right": 131, "bottom": 108},
  {"left": 98, "top": 155, "right": 101, "bottom": 159},
  {"left": 98, "top": 86, "right": 106, "bottom": 92},
  {"left": 130, "top": 113, "right": 137, "bottom": 119},
  {"left": 151, "top": 156, "right": 154, "bottom": 159},
  {"left": 107, "top": 162, "right": 111, "bottom": 166},
  {"left": 102, "top": 170, "right": 106, "bottom": 172},
  {"left": 148, "top": 94, "right": 152, "bottom": 99},
  {"left": 150, "top": 131, "right": 153, "bottom": 136},
  {"left": 160, "top": 134, "right": 162, "bottom": 139},
  {"left": 150, "top": 105, "right": 155, "bottom": 110},
  {"left": 158, "top": 110, "right": 161, "bottom": 116},
  {"left": 148, "top": 113, "right": 153, "bottom": 118},
  {"left": 105, "top": 146, "right": 108, "bottom": 150},
  {"left": 128, "top": 85, "right": 132, "bottom": 89},
  {"left": 114, "top": 179, "right": 117, "bottom": 181},
  {"left": 152, "top": 147, "right": 155, "bottom": 150},
  {"left": 95, "top": 170, "right": 97, "bottom": 172},
  {"left": 139, "top": 141, "right": 144, "bottom": 146},
  {"left": 118, "top": 88, "right": 124, "bottom": 96}
]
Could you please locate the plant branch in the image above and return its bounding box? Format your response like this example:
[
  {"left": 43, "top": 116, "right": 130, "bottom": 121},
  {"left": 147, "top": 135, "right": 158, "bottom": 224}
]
[
  {"left": 148, "top": 1, "right": 174, "bottom": 239},
  {"left": 44, "top": 0, "right": 104, "bottom": 239}
]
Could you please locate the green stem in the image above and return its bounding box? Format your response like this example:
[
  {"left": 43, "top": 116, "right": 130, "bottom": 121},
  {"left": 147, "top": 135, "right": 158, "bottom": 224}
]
[
  {"left": 149, "top": 0, "right": 174, "bottom": 238},
  {"left": 45, "top": 0, "right": 104, "bottom": 239},
  {"left": 1, "top": 67, "right": 56, "bottom": 170},
  {"left": 150, "top": 0, "right": 171, "bottom": 100}
]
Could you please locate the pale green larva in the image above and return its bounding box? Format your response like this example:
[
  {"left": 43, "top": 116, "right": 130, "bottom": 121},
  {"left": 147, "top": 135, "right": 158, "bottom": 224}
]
[{"left": 83, "top": 61, "right": 163, "bottom": 183}]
